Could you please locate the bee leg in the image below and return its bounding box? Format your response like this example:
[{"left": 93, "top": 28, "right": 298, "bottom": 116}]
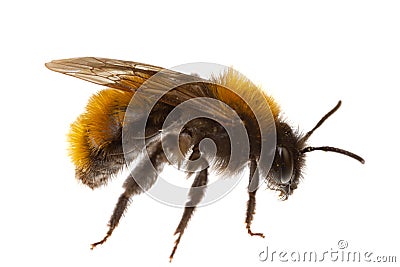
[
  {"left": 245, "top": 158, "right": 265, "bottom": 238},
  {"left": 91, "top": 141, "right": 165, "bottom": 249},
  {"left": 169, "top": 146, "right": 208, "bottom": 262}
]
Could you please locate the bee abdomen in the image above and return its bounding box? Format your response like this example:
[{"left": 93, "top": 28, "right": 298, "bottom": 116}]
[{"left": 68, "top": 88, "right": 133, "bottom": 188}]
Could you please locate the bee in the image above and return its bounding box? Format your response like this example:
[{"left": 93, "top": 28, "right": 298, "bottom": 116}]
[{"left": 45, "top": 57, "right": 364, "bottom": 261}]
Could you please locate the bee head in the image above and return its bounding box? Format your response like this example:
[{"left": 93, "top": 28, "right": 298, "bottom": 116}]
[{"left": 269, "top": 101, "right": 364, "bottom": 200}]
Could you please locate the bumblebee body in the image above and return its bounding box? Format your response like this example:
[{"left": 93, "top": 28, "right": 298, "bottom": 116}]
[{"left": 46, "top": 57, "right": 364, "bottom": 261}]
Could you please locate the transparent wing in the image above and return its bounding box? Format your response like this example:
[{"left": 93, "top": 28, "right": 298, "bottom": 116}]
[
  {"left": 45, "top": 57, "right": 233, "bottom": 121},
  {"left": 45, "top": 57, "right": 195, "bottom": 91}
]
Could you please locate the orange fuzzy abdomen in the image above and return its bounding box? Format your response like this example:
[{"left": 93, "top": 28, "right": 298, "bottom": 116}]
[{"left": 68, "top": 89, "right": 133, "bottom": 173}]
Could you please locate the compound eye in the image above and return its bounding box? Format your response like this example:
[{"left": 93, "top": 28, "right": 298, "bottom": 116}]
[{"left": 278, "top": 147, "right": 294, "bottom": 184}]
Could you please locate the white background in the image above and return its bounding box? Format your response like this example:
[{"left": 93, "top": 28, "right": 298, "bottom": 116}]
[{"left": 1, "top": 0, "right": 399, "bottom": 266}]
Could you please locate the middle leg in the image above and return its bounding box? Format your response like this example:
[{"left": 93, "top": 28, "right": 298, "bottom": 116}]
[{"left": 169, "top": 146, "right": 209, "bottom": 261}]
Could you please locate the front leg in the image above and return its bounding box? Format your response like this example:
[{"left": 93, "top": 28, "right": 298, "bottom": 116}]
[{"left": 245, "top": 158, "right": 265, "bottom": 238}]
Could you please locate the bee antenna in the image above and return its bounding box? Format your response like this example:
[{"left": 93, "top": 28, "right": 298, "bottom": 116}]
[
  {"left": 300, "top": 100, "right": 342, "bottom": 143},
  {"left": 301, "top": 146, "right": 365, "bottom": 164}
]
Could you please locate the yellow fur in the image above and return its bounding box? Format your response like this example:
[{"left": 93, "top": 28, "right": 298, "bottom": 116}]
[
  {"left": 211, "top": 67, "right": 280, "bottom": 119},
  {"left": 68, "top": 89, "right": 133, "bottom": 170},
  {"left": 68, "top": 115, "right": 91, "bottom": 172}
]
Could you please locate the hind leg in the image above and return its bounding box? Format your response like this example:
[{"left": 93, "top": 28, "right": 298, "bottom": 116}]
[{"left": 91, "top": 141, "right": 166, "bottom": 248}]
